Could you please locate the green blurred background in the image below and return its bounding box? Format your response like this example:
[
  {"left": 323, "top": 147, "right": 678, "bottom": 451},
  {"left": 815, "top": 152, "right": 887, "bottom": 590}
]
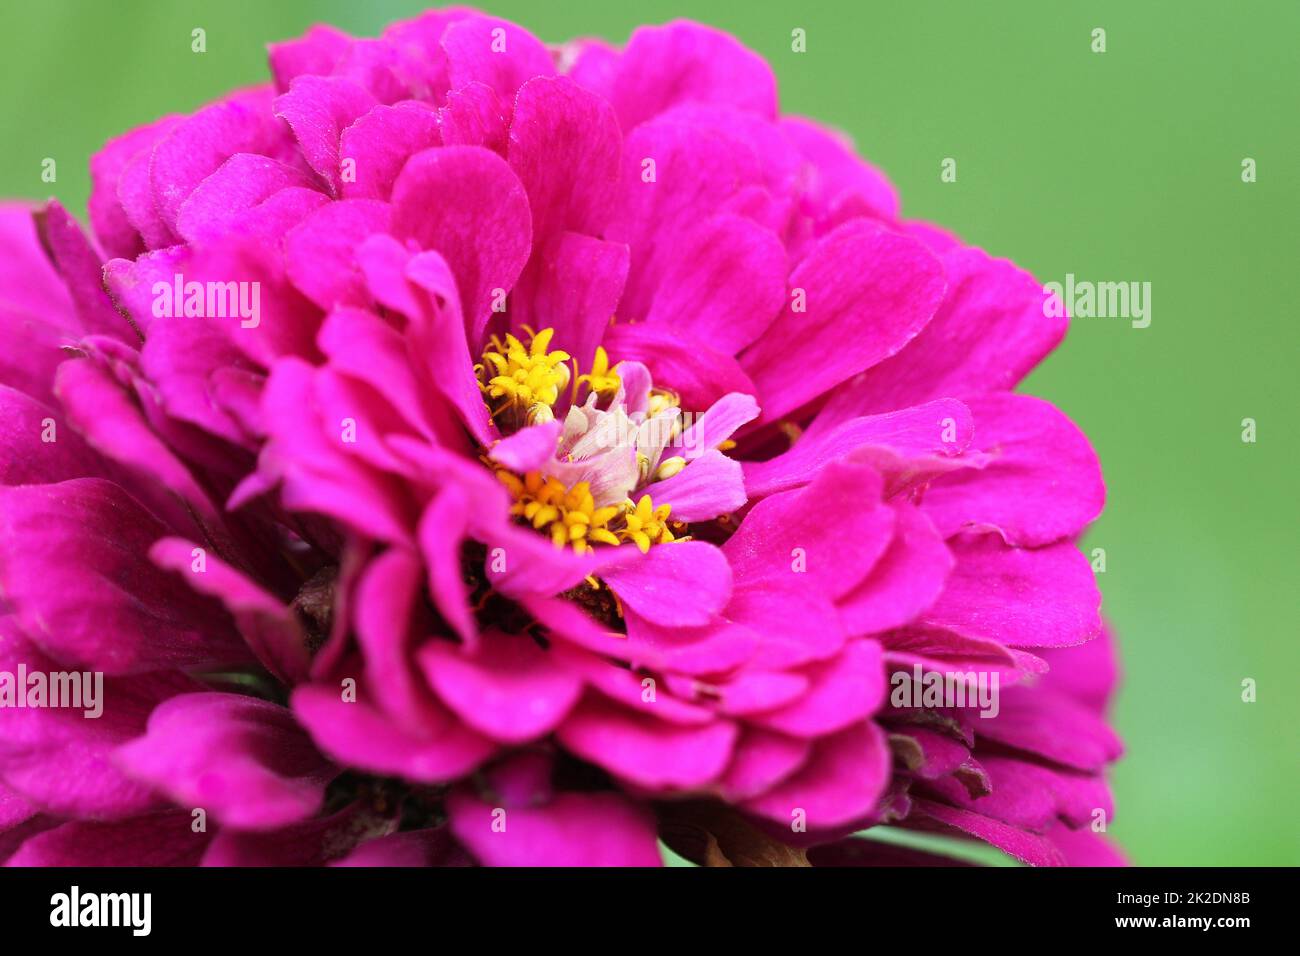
[{"left": 1, "top": 0, "right": 1295, "bottom": 865}]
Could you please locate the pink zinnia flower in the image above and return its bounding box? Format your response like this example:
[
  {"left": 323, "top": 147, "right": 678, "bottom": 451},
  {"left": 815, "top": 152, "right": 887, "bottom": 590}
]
[{"left": 0, "top": 10, "right": 1122, "bottom": 867}]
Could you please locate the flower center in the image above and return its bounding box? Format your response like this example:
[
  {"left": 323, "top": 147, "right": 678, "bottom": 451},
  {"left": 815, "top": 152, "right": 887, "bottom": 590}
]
[{"left": 478, "top": 328, "right": 684, "bottom": 554}]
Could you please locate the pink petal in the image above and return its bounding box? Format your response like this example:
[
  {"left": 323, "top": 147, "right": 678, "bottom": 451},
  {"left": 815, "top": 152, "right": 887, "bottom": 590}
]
[
  {"left": 419, "top": 632, "right": 584, "bottom": 744},
  {"left": 911, "top": 799, "right": 1065, "bottom": 867},
  {"left": 284, "top": 198, "right": 393, "bottom": 309},
  {"left": 644, "top": 449, "right": 746, "bottom": 523},
  {"left": 114, "top": 693, "right": 334, "bottom": 831},
  {"left": 339, "top": 100, "right": 441, "bottom": 200},
  {"left": 292, "top": 683, "right": 495, "bottom": 783},
  {"left": 725, "top": 459, "right": 893, "bottom": 601},
  {"left": 610, "top": 21, "right": 776, "bottom": 130},
  {"left": 740, "top": 219, "right": 946, "bottom": 424},
  {"left": 602, "top": 322, "right": 760, "bottom": 415},
  {"left": 644, "top": 213, "right": 785, "bottom": 354},
  {"left": 741, "top": 720, "right": 891, "bottom": 828},
  {"left": 749, "top": 640, "right": 887, "bottom": 737},
  {"left": 390, "top": 146, "right": 532, "bottom": 341},
  {"left": 837, "top": 503, "right": 953, "bottom": 635},
  {"left": 920, "top": 393, "right": 1105, "bottom": 547},
  {"left": 149, "top": 537, "right": 311, "bottom": 685},
  {"left": 0, "top": 478, "right": 249, "bottom": 674},
  {"left": 557, "top": 697, "right": 737, "bottom": 790},
  {"left": 818, "top": 245, "right": 1067, "bottom": 419},
  {"left": 441, "top": 16, "right": 554, "bottom": 105},
  {"left": 508, "top": 76, "right": 621, "bottom": 244},
  {"left": 175, "top": 152, "right": 316, "bottom": 243},
  {"left": 5, "top": 811, "right": 210, "bottom": 867},
  {"left": 273, "top": 75, "right": 378, "bottom": 193},
  {"left": 601, "top": 540, "right": 733, "bottom": 627},
  {"left": 447, "top": 787, "right": 660, "bottom": 867},
  {"left": 921, "top": 534, "right": 1102, "bottom": 649}
]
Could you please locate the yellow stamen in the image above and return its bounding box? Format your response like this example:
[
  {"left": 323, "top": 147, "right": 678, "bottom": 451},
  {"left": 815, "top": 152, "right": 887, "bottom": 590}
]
[
  {"left": 477, "top": 327, "right": 571, "bottom": 429},
  {"left": 575, "top": 346, "right": 622, "bottom": 402},
  {"left": 495, "top": 469, "right": 679, "bottom": 554}
]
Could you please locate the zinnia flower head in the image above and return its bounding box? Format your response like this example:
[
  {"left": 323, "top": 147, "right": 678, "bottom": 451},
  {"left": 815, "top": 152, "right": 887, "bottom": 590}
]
[{"left": 0, "top": 8, "right": 1122, "bottom": 867}]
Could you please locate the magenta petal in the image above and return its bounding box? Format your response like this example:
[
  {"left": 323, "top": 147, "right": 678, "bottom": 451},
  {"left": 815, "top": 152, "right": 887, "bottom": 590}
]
[
  {"left": 273, "top": 76, "right": 378, "bottom": 193},
  {"left": 149, "top": 537, "right": 311, "bottom": 685},
  {"left": 725, "top": 459, "right": 893, "bottom": 601},
  {"left": 621, "top": 609, "right": 760, "bottom": 675},
  {"left": 0, "top": 479, "right": 249, "bottom": 674},
  {"left": 0, "top": 783, "right": 35, "bottom": 834},
  {"left": 557, "top": 698, "right": 737, "bottom": 789},
  {"left": 291, "top": 684, "right": 495, "bottom": 783},
  {"left": 35, "top": 201, "right": 135, "bottom": 340},
  {"left": 114, "top": 693, "right": 334, "bottom": 831},
  {"left": 677, "top": 392, "right": 759, "bottom": 461},
  {"left": 0, "top": 629, "right": 197, "bottom": 818},
  {"left": 741, "top": 720, "right": 890, "bottom": 829},
  {"left": 920, "top": 393, "right": 1106, "bottom": 547},
  {"left": 390, "top": 146, "right": 532, "bottom": 340},
  {"left": 645, "top": 449, "right": 746, "bottom": 523},
  {"left": 602, "top": 323, "right": 759, "bottom": 414},
  {"left": 508, "top": 76, "right": 621, "bottom": 244},
  {"left": 518, "top": 232, "right": 629, "bottom": 374},
  {"left": 489, "top": 420, "right": 561, "bottom": 473},
  {"left": 447, "top": 787, "right": 660, "bottom": 867},
  {"left": 750, "top": 640, "right": 887, "bottom": 737},
  {"left": 88, "top": 116, "right": 181, "bottom": 258},
  {"left": 258, "top": 358, "right": 416, "bottom": 544},
  {"left": 837, "top": 503, "right": 953, "bottom": 635},
  {"left": 1047, "top": 822, "right": 1127, "bottom": 866},
  {"left": 316, "top": 306, "right": 434, "bottom": 439},
  {"left": 419, "top": 632, "right": 584, "bottom": 744},
  {"left": 715, "top": 729, "right": 810, "bottom": 802},
  {"left": 176, "top": 152, "right": 316, "bottom": 243},
  {"left": 284, "top": 198, "right": 392, "bottom": 309},
  {"left": 439, "top": 80, "right": 508, "bottom": 152},
  {"left": 748, "top": 399, "right": 974, "bottom": 500},
  {"left": 976, "top": 686, "right": 1124, "bottom": 772},
  {"left": 417, "top": 489, "right": 477, "bottom": 647},
  {"left": 819, "top": 245, "right": 1068, "bottom": 418},
  {"left": 268, "top": 23, "right": 352, "bottom": 92},
  {"left": 741, "top": 219, "right": 945, "bottom": 424},
  {"left": 601, "top": 540, "right": 733, "bottom": 627},
  {"left": 913, "top": 799, "right": 1065, "bottom": 867},
  {"left": 54, "top": 357, "right": 220, "bottom": 524},
  {"left": 780, "top": 116, "right": 900, "bottom": 223},
  {"left": 922, "top": 753, "right": 1113, "bottom": 832},
  {"left": 0, "top": 386, "right": 103, "bottom": 485},
  {"left": 1039, "top": 624, "right": 1121, "bottom": 711},
  {"left": 921, "top": 534, "right": 1102, "bottom": 649},
  {"left": 644, "top": 213, "right": 785, "bottom": 354},
  {"left": 5, "top": 811, "right": 210, "bottom": 867},
  {"left": 201, "top": 803, "right": 370, "bottom": 867},
  {"left": 611, "top": 21, "right": 776, "bottom": 130},
  {"left": 350, "top": 548, "right": 439, "bottom": 730},
  {"left": 339, "top": 101, "right": 441, "bottom": 200},
  {"left": 150, "top": 88, "right": 294, "bottom": 234},
  {"left": 726, "top": 581, "right": 847, "bottom": 670},
  {"left": 441, "top": 16, "right": 555, "bottom": 105},
  {"left": 383, "top": 244, "right": 497, "bottom": 445}
]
